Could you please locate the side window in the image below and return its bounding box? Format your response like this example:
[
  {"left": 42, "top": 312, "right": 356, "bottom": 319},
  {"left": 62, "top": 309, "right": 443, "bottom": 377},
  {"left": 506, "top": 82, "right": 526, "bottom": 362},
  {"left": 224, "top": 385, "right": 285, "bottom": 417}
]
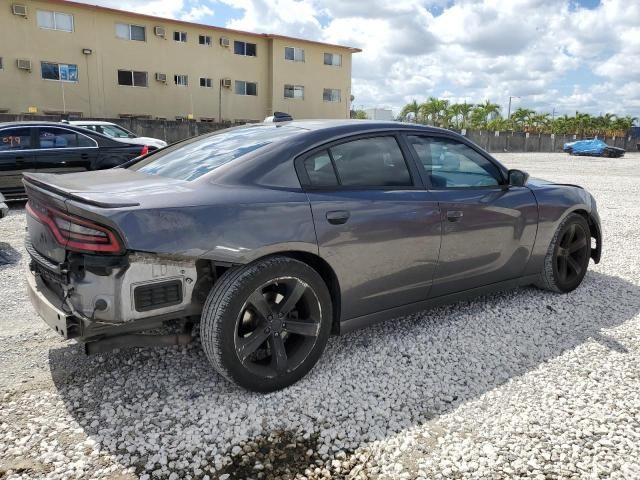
[
  {"left": 330, "top": 137, "right": 412, "bottom": 187},
  {"left": 0, "top": 128, "right": 32, "bottom": 151},
  {"left": 407, "top": 136, "right": 502, "bottom": 188},
  {"left": 38, "top": 128, "right": 95, "bottom": 149},
  {"left": 303, "top": 150, "right": 338, "bottom": 186}
]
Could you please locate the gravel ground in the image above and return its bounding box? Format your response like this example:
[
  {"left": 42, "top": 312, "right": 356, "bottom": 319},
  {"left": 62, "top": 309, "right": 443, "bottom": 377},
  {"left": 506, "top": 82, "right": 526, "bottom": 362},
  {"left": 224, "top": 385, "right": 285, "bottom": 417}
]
[{"left": 1, "top": 152, "right": 639, "bottom": 479}]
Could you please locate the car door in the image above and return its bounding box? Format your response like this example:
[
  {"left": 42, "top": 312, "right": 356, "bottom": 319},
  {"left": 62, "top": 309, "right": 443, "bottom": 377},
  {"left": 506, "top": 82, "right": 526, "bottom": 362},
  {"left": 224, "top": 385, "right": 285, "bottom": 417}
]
[
  {"left": 34, "top": 126, "right": 97, "bottom": 174},
  {"left": 298, "top": 134, "right": 442, "bottom": 321},
  {"left": 405, "top": 134, "right": 538, "bottom": 297},
  {"left": 0, "top": 127, "right": 35, "bottom": 196}
]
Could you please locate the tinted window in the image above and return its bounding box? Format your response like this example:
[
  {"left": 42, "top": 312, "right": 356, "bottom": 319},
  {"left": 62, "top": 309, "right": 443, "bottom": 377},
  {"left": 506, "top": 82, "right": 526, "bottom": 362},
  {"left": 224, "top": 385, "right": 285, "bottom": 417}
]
[
  {"left": 130, "top": 125, "right": 304, "bottom": 181},
  {"left": 408, "top": 136, "right": 502, "bottom": 188},
  {"left": 329, "top": 137, "right": 412, "bottom": 187},
  {"left": 0, "top": 128, "right": 31, "bottom": 151},
  {"left": 38, "top": 128, "right": 95, "bottom": 149},
  {"left": 303, "top": 150, "right": 338, "bottom": 186}
]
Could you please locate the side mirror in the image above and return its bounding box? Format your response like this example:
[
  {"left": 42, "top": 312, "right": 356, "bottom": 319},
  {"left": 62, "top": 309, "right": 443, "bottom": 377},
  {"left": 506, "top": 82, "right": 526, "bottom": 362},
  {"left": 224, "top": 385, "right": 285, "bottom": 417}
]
[{"left": 508, "top": 169, "right": 529, "bottom": 187}]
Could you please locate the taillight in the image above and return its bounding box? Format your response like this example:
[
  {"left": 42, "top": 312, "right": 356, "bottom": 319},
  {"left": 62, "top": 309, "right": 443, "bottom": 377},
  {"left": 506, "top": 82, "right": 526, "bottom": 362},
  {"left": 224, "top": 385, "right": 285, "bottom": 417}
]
[
  {"left": 140, "top": 145, "right": 149, "bottom": 156},
  {"left": 26, "top": 202, "right": 123, "bottom": 254}
]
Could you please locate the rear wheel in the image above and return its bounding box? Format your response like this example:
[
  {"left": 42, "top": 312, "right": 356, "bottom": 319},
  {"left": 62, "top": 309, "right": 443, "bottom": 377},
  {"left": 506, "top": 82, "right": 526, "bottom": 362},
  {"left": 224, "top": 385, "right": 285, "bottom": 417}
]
[
  {"left": 200, "top": 256, "right": 332, "bottom": 392},
  {"left": 537, "top": 213, "right": 591, "bottom": 293}
]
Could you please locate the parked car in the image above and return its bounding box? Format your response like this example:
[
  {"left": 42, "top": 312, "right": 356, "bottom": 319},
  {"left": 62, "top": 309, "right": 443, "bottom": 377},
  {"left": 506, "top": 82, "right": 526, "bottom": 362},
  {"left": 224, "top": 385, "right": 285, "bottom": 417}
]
[
  {"left": 0, "top": 122, "right": 148, "bottom": 200},
  {"left": 24, "top": 121, "right": 602, "bottom": 392},
  {"left": 563, "top": 138, "right": 625, "bottom": 157},
  {"left": 0, "top": 193, "right": 8, "bottom": 219},
  {"left": 67, "top": 121, "right": 167, "bottom": 150}
]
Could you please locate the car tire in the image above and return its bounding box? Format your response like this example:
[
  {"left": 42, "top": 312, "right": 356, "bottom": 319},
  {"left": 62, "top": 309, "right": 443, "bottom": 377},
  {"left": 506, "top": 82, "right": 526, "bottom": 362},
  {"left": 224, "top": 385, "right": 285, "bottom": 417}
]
[
  {"left": 537, "top": 213, "right": 591, "bottom": 293},
  {"left": 200, "top": 256, "right": 332, "bottom": 392}
]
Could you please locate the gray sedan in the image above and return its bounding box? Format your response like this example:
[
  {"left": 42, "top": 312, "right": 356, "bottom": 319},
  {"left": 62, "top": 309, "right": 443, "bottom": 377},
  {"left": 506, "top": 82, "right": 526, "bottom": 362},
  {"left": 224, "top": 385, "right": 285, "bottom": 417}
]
[{"left": 23, "top": 121, "right": 602, "bottom": 391}]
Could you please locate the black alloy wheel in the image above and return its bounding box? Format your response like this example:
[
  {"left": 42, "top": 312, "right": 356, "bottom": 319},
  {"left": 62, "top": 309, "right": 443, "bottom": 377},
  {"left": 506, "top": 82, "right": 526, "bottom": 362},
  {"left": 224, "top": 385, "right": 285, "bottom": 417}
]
[
  {"left": 200, "top": 256, "right": 332, "bottom": 392},
  {"left": 554, "top": 222, "right": 590, "bottom": 287},
  {"left": 235, "top": 277, "right": 322, "bottom": 379}
]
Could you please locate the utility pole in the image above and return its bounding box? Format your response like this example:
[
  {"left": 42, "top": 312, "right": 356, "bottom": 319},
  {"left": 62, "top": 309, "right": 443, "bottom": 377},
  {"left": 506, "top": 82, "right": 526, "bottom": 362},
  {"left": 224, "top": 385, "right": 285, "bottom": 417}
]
[{"left": 507, "top": 96, "right": 520, "bottom": 119}]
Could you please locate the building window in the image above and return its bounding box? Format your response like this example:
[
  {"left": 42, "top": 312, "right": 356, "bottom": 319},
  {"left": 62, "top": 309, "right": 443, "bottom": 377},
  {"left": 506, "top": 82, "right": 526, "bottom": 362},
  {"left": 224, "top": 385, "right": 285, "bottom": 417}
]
[
  {"left": 284, "top": 47, "right": 305, "bottom": 62},
  {"left": 0, "top": 58, "right": 3, "bottom": 70},
  {"left": 324, "top": 53, "right": 342, "bottom": 66},
  {"left": 118, "top": 69, "right": 148, "bottom": 87},
  {"left": 200, "top": 77, "right": 212, "bottom": 88},
  {"left": 199, "top": 35, "right": 211, "bottom": 45},
  {"left": 37, "top": 10, "right": 74, "bottom": 32},
  {"left": 116, "top": 23, "right": 146, "bottom": 41},
  {"left": 284, "top": 84, "right": 304, "bottom": 99},
  {"left": 323, "top": 88, "right": 341, "bottom": 102},
  {"left": 234, "top": 41, "right": 257, "bottom": 57},
  {"left": 174, "top": 74, "right": 189, "bottom": 86},
  {"left": 235, "top": 80, "right": 257, "bottom": 96},
  {"left": 174, "top": 31, "right": 187, "bottom": 42},
  {"left": 41, "top": 62, "right": 78, "bottom": 82}
]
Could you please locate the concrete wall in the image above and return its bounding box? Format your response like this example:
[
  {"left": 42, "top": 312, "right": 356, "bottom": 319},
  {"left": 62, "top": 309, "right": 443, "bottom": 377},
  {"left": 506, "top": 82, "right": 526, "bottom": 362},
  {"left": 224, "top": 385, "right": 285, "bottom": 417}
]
[
  {"left": 0, "top": 0, "right": 357, "bottom": 121},
  {"left": 460, "top": 131, "right": 638, "bottom": 153}
]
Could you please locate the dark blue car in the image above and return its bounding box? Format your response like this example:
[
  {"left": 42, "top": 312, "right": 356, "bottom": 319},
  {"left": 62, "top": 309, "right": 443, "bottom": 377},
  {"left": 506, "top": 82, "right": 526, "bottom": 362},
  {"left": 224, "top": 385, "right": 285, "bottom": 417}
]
[{"left": 24, "top": 120, "right": 602, "bottom": 391}]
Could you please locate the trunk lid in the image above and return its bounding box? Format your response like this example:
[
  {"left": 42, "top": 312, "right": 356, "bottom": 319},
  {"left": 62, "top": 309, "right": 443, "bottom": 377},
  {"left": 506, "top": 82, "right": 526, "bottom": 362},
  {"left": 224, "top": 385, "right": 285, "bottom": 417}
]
[{"left": 23, "top": 169, "right": 193, "bottom": 262}]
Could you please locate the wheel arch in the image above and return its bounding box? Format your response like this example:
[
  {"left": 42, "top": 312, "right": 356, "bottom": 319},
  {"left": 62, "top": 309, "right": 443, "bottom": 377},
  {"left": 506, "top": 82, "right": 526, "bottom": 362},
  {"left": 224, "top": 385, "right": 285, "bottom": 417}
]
[
  {"left": 272, "top": 251, "right": 342, "bottom": 334},
  {"left": 209, "top": 251, "right": 343, "bottom": 335},
  {"left": 565, "top": 207, "right": 602, "bottom": 264}
]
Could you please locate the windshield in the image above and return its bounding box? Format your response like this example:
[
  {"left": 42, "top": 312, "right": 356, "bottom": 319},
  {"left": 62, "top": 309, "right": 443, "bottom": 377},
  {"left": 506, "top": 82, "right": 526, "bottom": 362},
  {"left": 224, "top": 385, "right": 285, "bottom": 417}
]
[
  {"left": 100, "top": 124, "right": 136, "bottom": 138},
  {"left": 129, "top": 125, "right": 304, "bottom": 181}
]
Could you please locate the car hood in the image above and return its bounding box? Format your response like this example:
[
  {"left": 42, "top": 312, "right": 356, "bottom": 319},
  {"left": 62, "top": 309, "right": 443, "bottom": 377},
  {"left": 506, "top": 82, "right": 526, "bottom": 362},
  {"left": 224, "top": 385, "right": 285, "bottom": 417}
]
[{"left": 527, "top": 177, "right": 584, "bottom": 190}]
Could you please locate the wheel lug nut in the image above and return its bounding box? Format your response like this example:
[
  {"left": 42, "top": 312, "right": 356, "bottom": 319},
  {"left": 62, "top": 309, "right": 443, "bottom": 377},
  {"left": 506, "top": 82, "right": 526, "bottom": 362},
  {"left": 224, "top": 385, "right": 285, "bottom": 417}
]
[
  {"left": 268, "top": 315, "right": 273, "bottom": 320},
  {"left": 278, "top": 313, "right": 283, "bottom": 318},
  {"left": 274, "top": 332, "right": 279, "bottom": 337},
  {"left": 282, "top": 323, "right": 286, "bottom": 329},
  {"left": 265, "top": 328, "right": 271, "bottom": 334}
]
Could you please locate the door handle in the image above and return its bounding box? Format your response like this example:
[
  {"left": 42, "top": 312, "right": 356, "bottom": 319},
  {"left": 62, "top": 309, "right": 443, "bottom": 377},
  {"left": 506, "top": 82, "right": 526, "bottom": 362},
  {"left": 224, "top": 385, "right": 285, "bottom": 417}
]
[
  {"left": 446, "top": 210, "right": 464, "bottom": 222},
  {"left": 326, "top": 210, "right": 350, "bottom": 225}
]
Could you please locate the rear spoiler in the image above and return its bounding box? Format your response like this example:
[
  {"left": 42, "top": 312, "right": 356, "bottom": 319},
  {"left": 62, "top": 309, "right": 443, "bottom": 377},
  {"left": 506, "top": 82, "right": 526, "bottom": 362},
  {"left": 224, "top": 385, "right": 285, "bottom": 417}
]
[{"left": 23, "top": 174, "right": 139, "bottom": 208}]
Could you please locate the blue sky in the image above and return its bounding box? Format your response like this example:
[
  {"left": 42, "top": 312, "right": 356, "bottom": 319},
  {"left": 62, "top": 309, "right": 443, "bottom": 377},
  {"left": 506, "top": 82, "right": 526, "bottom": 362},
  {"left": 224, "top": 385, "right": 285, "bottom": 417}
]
[{"left": 81, "top": 0, "right": 640, "bottom": 117}]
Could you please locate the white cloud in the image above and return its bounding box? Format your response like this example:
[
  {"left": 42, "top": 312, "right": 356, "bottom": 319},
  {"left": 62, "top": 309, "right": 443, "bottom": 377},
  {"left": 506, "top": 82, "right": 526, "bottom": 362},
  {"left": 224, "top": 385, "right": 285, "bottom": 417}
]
[{"left": 74, "top": 0, "right": 640, "bottom": 116}]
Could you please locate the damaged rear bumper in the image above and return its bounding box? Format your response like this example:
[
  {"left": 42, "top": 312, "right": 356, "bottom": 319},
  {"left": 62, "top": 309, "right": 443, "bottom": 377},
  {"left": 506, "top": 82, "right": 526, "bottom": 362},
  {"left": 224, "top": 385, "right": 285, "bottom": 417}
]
[{"left": 26, "top": 271, "right": 82, "bottom": 339}]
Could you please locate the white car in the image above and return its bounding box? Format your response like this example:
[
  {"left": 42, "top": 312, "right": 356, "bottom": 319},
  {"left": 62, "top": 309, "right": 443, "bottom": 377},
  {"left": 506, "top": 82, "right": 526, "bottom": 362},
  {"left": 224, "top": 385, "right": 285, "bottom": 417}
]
[{"left": 68, "top": 121, "right": 167, "bottom": 150}]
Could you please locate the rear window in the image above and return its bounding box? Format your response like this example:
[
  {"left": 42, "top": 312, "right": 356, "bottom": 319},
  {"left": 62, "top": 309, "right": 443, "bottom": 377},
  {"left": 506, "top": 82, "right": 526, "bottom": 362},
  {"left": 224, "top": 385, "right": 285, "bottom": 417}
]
[{"left": 130, "top": 125, "right": 303, "bottom": 181}]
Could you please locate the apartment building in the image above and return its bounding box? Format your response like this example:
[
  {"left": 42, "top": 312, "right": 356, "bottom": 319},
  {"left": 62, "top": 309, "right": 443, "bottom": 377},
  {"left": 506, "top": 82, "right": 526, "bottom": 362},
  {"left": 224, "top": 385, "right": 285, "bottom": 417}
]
[{"left": 0, "top": 0, "right": 360, "bottom": 121}]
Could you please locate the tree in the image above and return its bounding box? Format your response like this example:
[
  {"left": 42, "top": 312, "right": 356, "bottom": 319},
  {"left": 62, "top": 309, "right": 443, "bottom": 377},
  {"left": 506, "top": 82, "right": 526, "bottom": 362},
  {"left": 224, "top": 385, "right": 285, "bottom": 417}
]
[
  {"left": 400, "top": 100, "right": 420, "bottom": 123},
  {"left": 419, "top": 97, "right": 449, "bottom": 126},
  {"left": 351, "top": 110, "right": 368, "bottom": 120}
]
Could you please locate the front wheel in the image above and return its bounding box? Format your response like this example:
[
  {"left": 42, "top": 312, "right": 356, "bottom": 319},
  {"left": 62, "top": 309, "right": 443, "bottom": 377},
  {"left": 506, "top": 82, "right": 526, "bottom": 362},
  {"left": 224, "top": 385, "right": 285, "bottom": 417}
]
[
  {"left": 537, "top": 213, "right": 591, "bottom": 293},
  {"left": 200, "top": 256, "right": 332, "bottom": 392}
]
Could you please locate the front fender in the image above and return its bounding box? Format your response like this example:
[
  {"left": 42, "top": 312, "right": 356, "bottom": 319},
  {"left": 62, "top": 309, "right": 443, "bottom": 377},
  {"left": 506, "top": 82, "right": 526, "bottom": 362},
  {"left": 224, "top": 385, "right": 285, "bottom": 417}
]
[{"left": 525, "top": 183, "right": 597, "bottom": 274}]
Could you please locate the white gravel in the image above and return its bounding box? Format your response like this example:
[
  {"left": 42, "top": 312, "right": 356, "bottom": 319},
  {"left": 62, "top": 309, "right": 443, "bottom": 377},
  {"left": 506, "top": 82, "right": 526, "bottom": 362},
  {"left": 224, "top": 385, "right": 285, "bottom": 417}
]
[{"left": 1, "top": 152, "right": 639, "bottom": 479}]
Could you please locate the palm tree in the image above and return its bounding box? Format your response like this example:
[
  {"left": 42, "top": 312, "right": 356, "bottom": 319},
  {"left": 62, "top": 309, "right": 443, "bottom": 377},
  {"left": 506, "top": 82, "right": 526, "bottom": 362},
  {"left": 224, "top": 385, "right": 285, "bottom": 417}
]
[
  {"left": 510, "top": 107, "right": 535, "bottom": 131},
  {"left": 400, "top": 100, "right": 420, "bottom": 123},
  {"left": 420, "top": 97, "right": 449, "bottom": 127},
  {"left": 531, "top": 113, "right": 551, "bottom": 134},
  {"left": 458, "top": 103, "right": 474, "bottom": 129}
]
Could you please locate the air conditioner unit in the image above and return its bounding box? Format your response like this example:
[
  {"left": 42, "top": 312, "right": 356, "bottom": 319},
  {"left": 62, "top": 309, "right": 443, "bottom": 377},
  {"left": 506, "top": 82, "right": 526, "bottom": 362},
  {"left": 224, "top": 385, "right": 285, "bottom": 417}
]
[
  {"left": 12, "top": 4, "right": 27, "bottom": 16},
  {"left": 221, "top": 78, "right": 232, "bottom": 88},
  {"left": 154, "top": 26, "right": 165, "bottom": 37},
  {"left": 155, "top": 72, "right": 167, "bottom": 82},
  {"left": 16, "top": 59, "right": 31, "bottom": 71},
  {"left": 220, "top": 37, "right": 230, "bottom": 48}
]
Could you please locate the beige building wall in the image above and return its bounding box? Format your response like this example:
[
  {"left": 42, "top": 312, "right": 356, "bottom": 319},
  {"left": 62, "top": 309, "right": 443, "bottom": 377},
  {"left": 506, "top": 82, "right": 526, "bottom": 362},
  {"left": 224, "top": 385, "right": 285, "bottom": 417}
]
[{"left": 0, "top": 0, "right": 359, "bottom": 121}]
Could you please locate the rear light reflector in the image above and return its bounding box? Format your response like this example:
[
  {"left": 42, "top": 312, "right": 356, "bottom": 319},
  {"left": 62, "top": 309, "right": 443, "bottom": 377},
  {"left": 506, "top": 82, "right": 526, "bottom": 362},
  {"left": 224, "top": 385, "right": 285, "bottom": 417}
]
[{"left": 26, "top": 201, "right": 123, "bottom": 254}]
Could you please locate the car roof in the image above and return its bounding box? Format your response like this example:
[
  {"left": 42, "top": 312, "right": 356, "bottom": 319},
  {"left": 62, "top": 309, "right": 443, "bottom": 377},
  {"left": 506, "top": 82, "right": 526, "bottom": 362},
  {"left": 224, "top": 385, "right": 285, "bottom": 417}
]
[
  {"left": 0, "top": 121, "right": 91, "bottom": 129},
  {"left": 272, "top": 119, "right": 450, "bottom": 134},
  {"left": 69, "top": 121, "right": 119, "bottom": 126}
]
